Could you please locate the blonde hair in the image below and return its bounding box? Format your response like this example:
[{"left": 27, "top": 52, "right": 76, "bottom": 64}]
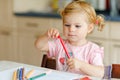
[{"left": 60, "top": 0, "right": 105, "bottom": 31}]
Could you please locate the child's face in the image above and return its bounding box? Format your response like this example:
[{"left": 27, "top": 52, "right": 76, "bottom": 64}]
[{"left": 63, "top": 12, "right": 93, "bottom": 43}]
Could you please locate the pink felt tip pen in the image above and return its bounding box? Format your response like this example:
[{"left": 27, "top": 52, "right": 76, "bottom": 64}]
[{"left": 58, "top": 35, "right": 70, "bottom": 59}]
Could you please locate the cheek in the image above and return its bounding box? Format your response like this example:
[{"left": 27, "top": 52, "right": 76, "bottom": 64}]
[
  {"left": 80, "top": 30, "right": 88, "bottom": 37},
  {"left": 77, "top": 29, "right": 88, "bottom": 36},
  {"left": 63, "top": 27, "right": 67, "bottom": 36},
  {"left": 63, "top": 27, "right": 68, "bottom": 33}
]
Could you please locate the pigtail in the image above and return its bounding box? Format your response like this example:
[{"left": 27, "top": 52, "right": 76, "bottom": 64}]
[{"left": 95, "top": 14, "right": 105, "bottom": 31}]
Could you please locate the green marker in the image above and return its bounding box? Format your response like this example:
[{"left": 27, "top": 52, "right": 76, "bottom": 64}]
[{"left": 29, "top": 70, "right": 52, "bottom": 80}]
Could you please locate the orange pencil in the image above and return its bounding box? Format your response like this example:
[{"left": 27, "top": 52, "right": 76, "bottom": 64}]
[
  {"left": 25, "top": 69, "right": 34, "bottom": 79},
  {"left": 13, "top": 70, "right": 17, "bottom": 80}
]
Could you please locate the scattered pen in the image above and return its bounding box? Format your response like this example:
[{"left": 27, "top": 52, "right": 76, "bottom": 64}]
[
  {"left": 74, "top": 76, "right": 91, "bottom": 80},
  {"left": 25, "top": 69, "right": 34, "bottom": 79},
  {"left": 19, "top": 68, "right": 23, "bottom": 80},
  {"left": 58, "top": 35, "right": 70, "bottom": 58},
  {"left": 17, "top": 69, "right": 19, "bottom": 80},
  {"left": 80, "top": 76, "right": 91, "bottom": 80},
  {"left": 22, "top": 68, "right": 24, "bottom": 80},
  {"left": 13, "top": 70, "right": 17, "bottom": 80},
  {"left": 28, "top": 70, "right": 52, "bottom": 80}
]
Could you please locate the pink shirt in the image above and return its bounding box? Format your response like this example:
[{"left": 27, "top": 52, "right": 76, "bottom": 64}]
[{"left": 48, "top": 39, "right": 104, "bottom": 74}]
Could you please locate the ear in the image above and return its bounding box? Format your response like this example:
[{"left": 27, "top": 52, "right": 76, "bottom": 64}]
[{"left": 88, "top": 23, "right": 94, "bottom": 34}]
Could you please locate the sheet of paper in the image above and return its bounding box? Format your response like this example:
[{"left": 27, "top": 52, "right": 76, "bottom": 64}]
[
  {"left": 0, "top": 65, "right": 102, "bottom": 80},
  {"left": 0, "top": 66, "right": 80, "bottom": 80}
]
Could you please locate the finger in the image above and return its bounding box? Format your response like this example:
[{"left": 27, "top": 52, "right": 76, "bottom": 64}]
[
  {"left": 53, "top": 29, "right": 59, "bottom": 38},
  {"left": 68, "top": 65, "right": 74, "bottom": 69},
  {"left": 47, "top": 30, "right": 51, "bottom": 38},
  {"left": 70, "top": 65, "right": 74, "bottom": 69},
  {"left": 48, "top": 29, "right": 53, "bottom": 38},
  {"left": 48, "top": 28, "right": 55, "bottom": 38},
  {"left": 67, "top": 59, "right": 73, "bottom": 66},
  {"left": 56, "top": 32, "right": 60, "bottom": 37},
  {"left": 52, "top": 29, "right": 58, "bottom": 38},
  {"left": 67, "top": 58, "right": 72, "bottom": 64},
  {"left": 67, "top": 61, "right": 73, "bottom": 66}
]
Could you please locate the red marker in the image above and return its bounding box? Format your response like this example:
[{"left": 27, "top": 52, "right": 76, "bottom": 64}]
[
  {"left": 80, "top": 76, "right": 91, "bottom": 80},
  {"left": 58, "top": 35, "right": 70, "bottom": 59},
  {"left": 73, "top": 76, "right": 91, "bottom": 80}
]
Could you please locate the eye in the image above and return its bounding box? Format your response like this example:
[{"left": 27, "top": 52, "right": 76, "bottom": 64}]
[
  {"left": 75, "top": 25, "right": 81, "bottom": 28},
  {"left": 64, "top": 24, "right": 71, "bottom": 27}
]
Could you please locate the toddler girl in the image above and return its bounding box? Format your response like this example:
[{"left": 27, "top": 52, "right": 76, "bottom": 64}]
[{"left": 35, "top": 0, "right": 105, "bottom": 78}]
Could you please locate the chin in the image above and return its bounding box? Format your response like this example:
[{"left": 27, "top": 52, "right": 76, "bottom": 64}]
[
  {"left": 68, "top": 38, "right": 77, "bottom": 42},
  {"left": 68, "top": 36, "right": 76, "bottom": 39}
]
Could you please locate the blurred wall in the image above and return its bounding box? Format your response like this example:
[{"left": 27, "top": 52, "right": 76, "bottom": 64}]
[{"left": 14, "top": 0, "right": 51, "bottom": 13}]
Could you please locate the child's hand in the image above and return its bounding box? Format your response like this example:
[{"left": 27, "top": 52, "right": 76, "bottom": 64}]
[
  {"left": 67, "top": 58, "right": 81, "bottom": 70},
  {"left": 46, "top": 28, "right": 60, "bottom": 39}
]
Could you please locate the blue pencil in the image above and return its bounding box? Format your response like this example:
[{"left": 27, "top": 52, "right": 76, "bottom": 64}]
[{"left": 19, "top": 68, "right": 23, "bottom": 80}]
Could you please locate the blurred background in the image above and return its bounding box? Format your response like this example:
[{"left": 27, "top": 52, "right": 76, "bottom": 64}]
[
  {"left": 13, "top": 0, "right": 120, "bottom": 16},
  {"left": 0, "top": 0, "right": 120, "bottom": 67}
]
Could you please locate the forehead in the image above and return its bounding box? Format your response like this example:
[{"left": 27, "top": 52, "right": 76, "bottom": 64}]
[{"left": 63, "top": 12, "right": 88, "bottom": 23}]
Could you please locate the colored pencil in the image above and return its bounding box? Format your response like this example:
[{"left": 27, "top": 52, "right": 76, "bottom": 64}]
[
  {"left": 19, "top": 68, "right": 23, "bottom": 80},
  {"left": 58, "top": 35, "right": 70, "bottom": 58},
  {"left": 13, "top": 70, "right": 17, "bottom": 80},
  {"left": 25, "top": 69, "right": 34, "bottom": 79},
  {"left": 17, "top": 69, "right": 19, "bottom": 80},
  {"left": 22, "top": 68, "right": 24, "bottom": 80},
  {"left": 28, "top": 70, "right": 52, "bottom": 80}
]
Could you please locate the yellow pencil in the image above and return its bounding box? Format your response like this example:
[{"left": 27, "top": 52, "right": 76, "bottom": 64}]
[
  {"left": 25, "top": 69, "right": 34, "bottom": 79},
  {"left": 13, "top": 70, "right": 17, "bottom": 80}
]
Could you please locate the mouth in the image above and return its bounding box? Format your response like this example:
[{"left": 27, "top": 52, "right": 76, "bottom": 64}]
[{"left": 68, "top": 34, "right": 76, "bottom": 36}]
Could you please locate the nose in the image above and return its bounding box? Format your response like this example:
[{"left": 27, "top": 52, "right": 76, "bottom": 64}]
[{"left": 69, "top": 25, "right": 76, "bottom": 32}]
